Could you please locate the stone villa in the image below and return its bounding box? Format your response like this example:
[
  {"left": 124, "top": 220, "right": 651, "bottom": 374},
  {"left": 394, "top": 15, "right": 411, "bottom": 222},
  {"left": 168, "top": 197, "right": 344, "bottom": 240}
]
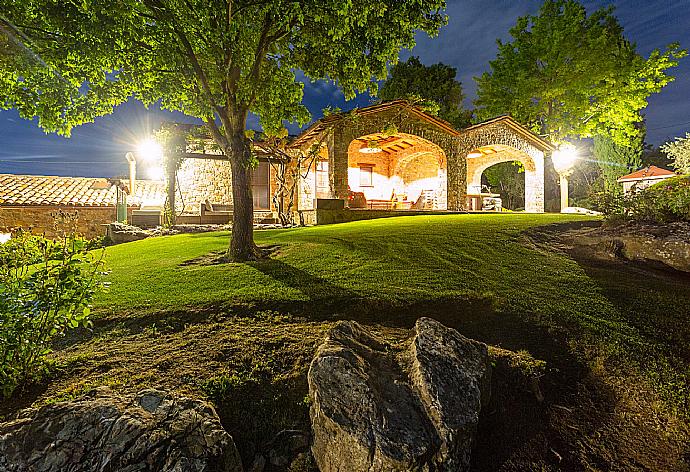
[
  {"left": 1, "top": 100, "right": 553, "bottom": 235},
  {"left": 176, "top": 100, "right": 553, "bottom": 222}
]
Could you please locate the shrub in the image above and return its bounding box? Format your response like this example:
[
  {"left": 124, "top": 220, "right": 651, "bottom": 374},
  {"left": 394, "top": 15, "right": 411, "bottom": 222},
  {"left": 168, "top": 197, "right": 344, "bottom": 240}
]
[
  {"left": 0, "top": 230, "right": 106, "bottom": 397},
  {"left": 593, "top": 175, "right": 690, "bottom": 224}
]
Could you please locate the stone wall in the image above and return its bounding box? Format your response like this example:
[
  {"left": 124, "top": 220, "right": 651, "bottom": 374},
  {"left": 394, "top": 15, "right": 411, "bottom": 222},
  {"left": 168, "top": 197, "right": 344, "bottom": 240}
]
[
  {"left": 177, "top": 158, "right": 234, "bottom": 214},
  {"left": 0, "top": 206, "right": 121, "bottom": 239},
  {"left": 177, "top": 157, "right": 284, "bottom": 215}
]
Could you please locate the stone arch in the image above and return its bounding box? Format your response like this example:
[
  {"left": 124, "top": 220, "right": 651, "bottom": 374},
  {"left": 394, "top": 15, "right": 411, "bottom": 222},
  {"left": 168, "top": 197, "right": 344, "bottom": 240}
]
[
  {"left": 466, "top": 145, "right": 538, "bottom": 212},
  {"left": 346, "top": 132, "right": 448, "bottom": 208},
  {"left": 457, "top": 120, "right": 546, "bottom": 213},
  {"left": 330, "top": 106, "right": 462, "bottom": 203}
]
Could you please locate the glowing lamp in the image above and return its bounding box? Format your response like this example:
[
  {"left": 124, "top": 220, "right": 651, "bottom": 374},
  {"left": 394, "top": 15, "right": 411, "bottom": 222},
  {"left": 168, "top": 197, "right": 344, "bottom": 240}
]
[
  {"left": 551, "top": 144, "right": 578, "bottom": 174},
  {"left": 136, "top": 138, "right": 163, "bottom": 162}
]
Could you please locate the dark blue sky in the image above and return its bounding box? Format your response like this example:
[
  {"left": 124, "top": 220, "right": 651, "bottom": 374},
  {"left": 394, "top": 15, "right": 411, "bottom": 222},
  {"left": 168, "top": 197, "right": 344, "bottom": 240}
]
[{"left": 0, "top": 0, "right": 688, "bottom": 178}]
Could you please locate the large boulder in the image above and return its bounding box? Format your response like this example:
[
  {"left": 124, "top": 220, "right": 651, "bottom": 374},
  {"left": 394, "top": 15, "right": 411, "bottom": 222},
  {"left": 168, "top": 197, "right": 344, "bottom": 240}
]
[
  {"left": 0, "top": 388, "right": 243, "bottom": 472},
  {"left": 308, "top": 318, "right": 491, "bottom": 472}
]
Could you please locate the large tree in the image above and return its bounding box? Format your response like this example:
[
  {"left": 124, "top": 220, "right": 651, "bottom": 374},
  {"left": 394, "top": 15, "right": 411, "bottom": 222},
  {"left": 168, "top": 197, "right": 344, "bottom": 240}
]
[
  {"left": 380, "top": 56, "right": 471, "bottom": 129},
  {"left": 0, "top": 0, "right": 446, "bottom": 260},
  {"left": 474, "top": 0, "right": 685, "bottom": 146}
]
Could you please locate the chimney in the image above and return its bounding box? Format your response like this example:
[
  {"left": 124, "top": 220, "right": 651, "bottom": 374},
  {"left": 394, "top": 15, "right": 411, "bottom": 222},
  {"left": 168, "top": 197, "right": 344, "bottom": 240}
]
[{"left": 125, "top": 152, "right": 136, "bottom": 196}]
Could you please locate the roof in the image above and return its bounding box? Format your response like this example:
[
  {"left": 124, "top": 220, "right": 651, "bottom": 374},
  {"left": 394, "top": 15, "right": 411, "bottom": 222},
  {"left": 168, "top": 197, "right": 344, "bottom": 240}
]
[
  {"left": 617, "top": 166, "right": 676, "bottom": 182},
  {"left": 289, "top": 101, "right": 554, "bottom": 153},
  {"left": 289, "top": 100, "right": 460, "bottom": 148},
  {"left": 460, "top": 115, "right": 554, "bottom": 152},
  {"left": 0, "top": 174, "right": 165, "bottom": 207}
]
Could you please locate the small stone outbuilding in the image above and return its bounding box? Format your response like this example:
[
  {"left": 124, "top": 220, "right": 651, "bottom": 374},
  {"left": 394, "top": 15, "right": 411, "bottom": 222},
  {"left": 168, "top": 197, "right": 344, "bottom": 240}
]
[{"left": 0, "top": 174, "right": 164, "bottom": 238}]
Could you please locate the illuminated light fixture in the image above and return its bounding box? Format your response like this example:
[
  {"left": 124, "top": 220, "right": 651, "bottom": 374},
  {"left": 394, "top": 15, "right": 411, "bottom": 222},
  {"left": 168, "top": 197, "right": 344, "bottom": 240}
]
[
  {"left": 551, "top": 143, "right": 579, "bottom": 212},
  {"left": 551, "top": 143, "right": 578, "bottom": 175},
  {"left": 359, "top": 140, "right": 382, "bottom": 154},
  {"left": 467, "top": 149, "right": 483, "bottom": 158},
  {"left": 136, "top": 138, "right": 165, "bottom": 180},
  {"left": 136, "top": 138, "right": 164, "bottom": 162}
]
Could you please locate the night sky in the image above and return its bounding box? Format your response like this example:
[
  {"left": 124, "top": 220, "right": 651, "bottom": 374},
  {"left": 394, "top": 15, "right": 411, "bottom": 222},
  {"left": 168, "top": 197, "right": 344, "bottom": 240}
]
[{"left": 0, "top": 0, "right": 688, "bottom": 179}]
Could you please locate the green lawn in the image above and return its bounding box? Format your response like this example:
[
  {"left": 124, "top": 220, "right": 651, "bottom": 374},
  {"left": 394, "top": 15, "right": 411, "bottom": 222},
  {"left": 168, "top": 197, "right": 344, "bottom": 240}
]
[
  {"left": 11, "top": 213, "right": 689, "bottom": 470},
  {"left": 99, "top": 213, "right": 598, "bottom": 312}
]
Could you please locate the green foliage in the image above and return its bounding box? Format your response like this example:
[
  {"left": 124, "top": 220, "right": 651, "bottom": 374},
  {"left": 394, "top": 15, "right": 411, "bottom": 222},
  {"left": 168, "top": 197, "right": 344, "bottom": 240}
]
[
  {"left": 0, "top": 231, "right": 105, "bottom": 397},
  {"left": 379, "top": 56, "right": 472, "bottom": 128},
  {"left": 474, "top": 0, "right": 686, "bottom": 145},
  {"left": 1, "top": 1, "right": 447, "bottom": 136},
  {"left": 594, "top": 175, "right": 690, "bottom": 223},
  {"left": 593, "top": 133, "right": 643, "bottom": 193},
  {"left": 661, "top": 132, "right": 690, "bottom": 174}
]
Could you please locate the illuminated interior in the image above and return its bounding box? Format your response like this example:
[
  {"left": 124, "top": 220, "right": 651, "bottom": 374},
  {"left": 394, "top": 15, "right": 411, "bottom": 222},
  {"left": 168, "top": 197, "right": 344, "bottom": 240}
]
[{"left": 346, "top": 133, "right": 447, "bottom": 209}]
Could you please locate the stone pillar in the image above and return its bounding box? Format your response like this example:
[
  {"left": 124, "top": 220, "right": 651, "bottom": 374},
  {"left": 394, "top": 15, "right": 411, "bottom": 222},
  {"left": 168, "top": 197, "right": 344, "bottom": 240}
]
[
  {"left": 447, "top": 143, "right": 469, "bottom": 211},
  {"left": 524, "top": 151, "right": 545, "bottom": 213}
]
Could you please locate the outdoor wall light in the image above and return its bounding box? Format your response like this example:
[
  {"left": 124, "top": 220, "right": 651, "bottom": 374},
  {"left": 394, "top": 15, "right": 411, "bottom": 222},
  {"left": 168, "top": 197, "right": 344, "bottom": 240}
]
[
  {"left": 136, "top": 138, "right": 164, "bottom": 162},
  {"left": 551, "top": 144, "right": 578, "bottom": 175},
  {"left": 135, "top": 138, "right": 165, "bottom": 181}
]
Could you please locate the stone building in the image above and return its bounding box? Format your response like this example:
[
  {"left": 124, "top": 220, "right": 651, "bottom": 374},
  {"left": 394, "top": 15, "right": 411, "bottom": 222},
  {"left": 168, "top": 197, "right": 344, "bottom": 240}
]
[
  {"left": 176, "top": 100, "right": 553, "bottom": 221},
  {"left": 0, "top": 174, "right": 164, "bottom": 238}
]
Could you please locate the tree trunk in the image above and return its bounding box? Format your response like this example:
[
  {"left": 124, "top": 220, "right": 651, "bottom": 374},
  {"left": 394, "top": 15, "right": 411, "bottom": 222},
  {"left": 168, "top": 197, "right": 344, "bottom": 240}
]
[{"left": 228, "top": 131, "right": 260, "bottom": 261}]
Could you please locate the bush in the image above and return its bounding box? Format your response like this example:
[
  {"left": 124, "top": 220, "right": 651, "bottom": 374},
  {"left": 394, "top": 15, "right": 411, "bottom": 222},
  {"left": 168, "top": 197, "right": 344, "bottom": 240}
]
[
  {"left": 0, "top": 230, "right": 106, "bottom": 397},
  {"left": 593, "top": 175, "right": 690, "bottom": 224}
]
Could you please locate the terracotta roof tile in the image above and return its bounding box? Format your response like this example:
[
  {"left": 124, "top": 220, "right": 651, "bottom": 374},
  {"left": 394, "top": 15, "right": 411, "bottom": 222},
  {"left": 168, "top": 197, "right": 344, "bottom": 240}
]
[
  {"left": 0, "top": 174, "right": 166, "bottom": 207},
  {"left": 617, "top": 166, "right": 676, "bottom": 182}
]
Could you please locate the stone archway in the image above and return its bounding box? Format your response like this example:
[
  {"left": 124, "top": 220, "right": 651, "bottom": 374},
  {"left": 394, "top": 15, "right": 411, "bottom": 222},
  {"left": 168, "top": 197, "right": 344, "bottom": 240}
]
[
  {"left": 457, "top": 118, "right": 548, "bottom": 213},
  {"left": 346, "top": 132, "right": 448, "bottom": 209},
  {"left": 465, "top": 144, "right": 541, "bottom": 212}
]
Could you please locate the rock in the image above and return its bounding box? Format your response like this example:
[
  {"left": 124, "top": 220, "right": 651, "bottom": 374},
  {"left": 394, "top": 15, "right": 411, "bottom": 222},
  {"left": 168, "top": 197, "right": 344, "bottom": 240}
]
[
  {"left": 105, "top": 221, "right": 151, "bottom": 244},
  {"left": 0, "top": 388, "right": 243, "bottom": 472},
  {"left": 308, "top": 318, "right": 491, "bottom": 472},
  {"left": 561, "top": 221, "right": 690, "bottom": 272},
  {"left": 265, "top": 430, "right": 310, "bottom": 467}
]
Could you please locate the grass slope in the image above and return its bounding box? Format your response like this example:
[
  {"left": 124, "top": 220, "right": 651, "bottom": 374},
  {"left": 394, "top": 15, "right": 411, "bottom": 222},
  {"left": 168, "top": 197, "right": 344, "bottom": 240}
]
[{"left": 5, "top": 214, "right": 689, "bottom": 471}]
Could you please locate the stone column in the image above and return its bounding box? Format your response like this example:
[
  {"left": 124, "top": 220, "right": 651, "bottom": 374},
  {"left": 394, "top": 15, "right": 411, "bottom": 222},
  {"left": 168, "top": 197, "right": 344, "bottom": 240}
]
[
  {"left": 447, "top": 142, "right": 469, "bottom": 211},
  {"left": 524, "top": 151, "right": 545, "bottom": 213}
]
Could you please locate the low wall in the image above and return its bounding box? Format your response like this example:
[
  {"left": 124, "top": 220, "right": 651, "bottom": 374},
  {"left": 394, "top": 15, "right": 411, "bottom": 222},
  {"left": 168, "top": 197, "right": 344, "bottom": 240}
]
[
  {"left": 315, "top": 209, "right": 467, "bottom": 225},
  {"left": 0, "top": 206, "right": 121, "bottom": 239}
]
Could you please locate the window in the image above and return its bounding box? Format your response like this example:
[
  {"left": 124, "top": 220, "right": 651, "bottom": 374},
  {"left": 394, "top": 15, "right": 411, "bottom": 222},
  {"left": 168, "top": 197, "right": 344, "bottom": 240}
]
[
  {"left": 359, "top": 165, "right": 374, "bottom": 187},
  {"left": 251, "top": 161, "right": 270, "bottom": 210}
]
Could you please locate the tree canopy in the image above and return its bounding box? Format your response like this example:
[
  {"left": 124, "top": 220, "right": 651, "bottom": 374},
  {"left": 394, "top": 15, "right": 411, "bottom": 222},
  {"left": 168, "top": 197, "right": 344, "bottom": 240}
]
[
  {"left": 661, "top": 133, "right": 690, "bottom": 174},
  {"left": 474, "top": 0, "right": 685, "bottom": 146},
  {"left": 379, "top": 56, "right": 471, "bottom": 129},
  {"left": 0, "top": 0, "right": 446, "bottom": 260}
]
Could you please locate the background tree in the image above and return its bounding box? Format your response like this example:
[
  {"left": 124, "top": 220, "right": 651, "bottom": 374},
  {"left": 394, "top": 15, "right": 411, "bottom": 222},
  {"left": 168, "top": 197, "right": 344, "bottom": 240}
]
[
  {"left": 641, "top": 143, "right": 673, "bottom": 169},
  {"left": 474, "top": 0, "right": 685, "bottom": 146},
  {"left": 593, "top": 133, "right": 643, "bottom": 193},
  {"left": 0, "top": 0, "right": 446, "bottom": 261},
  {"left": 379, "top": 56, "right": 472, "bottom": 129},
  {"left": 661, "top": 133, "right": 690, "bottom": 174},
  {"left": 483, "top": 162, "right": 525, "bottom": 210}
]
